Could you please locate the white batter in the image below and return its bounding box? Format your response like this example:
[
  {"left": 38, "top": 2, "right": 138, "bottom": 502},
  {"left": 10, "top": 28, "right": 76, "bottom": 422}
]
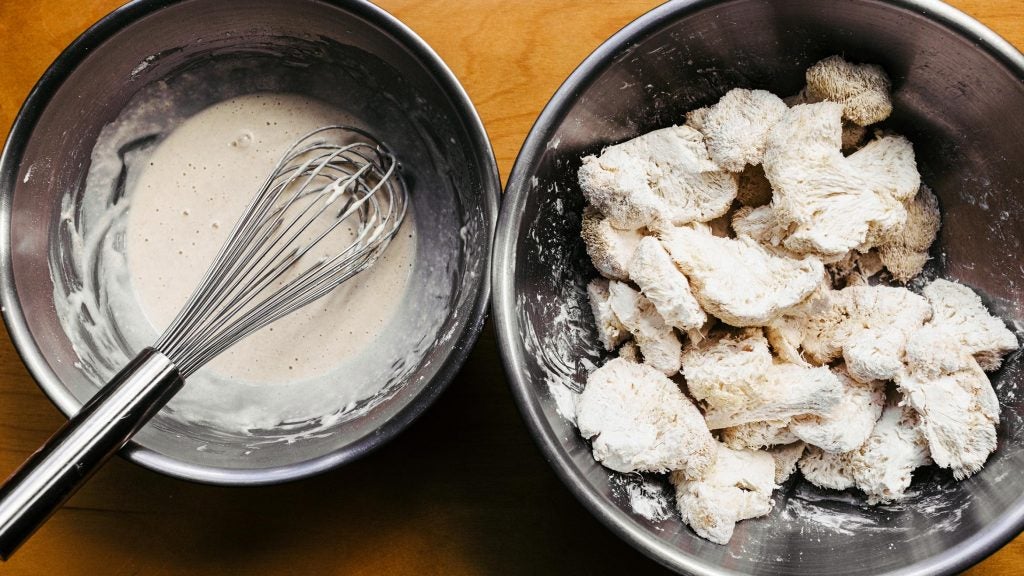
[
  {"left": 124, "top": 93, "right": 415, "bottom": 429},
  {"left": 127, "top": 93, "right": 414, "bottom": 382}
]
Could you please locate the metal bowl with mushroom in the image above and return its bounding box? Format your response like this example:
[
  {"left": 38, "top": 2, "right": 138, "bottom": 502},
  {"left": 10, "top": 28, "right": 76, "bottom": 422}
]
[{"left": 493, "top": 0, "right": 1024, "bottom": 574}]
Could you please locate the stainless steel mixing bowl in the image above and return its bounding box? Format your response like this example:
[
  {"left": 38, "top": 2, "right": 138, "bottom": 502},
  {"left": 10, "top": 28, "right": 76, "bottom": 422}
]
[
  {"left": 0, "top": 0, "right": 498, "bottom": 484},
  {"left": 494, "top": 0, "right": 1024, "bottom": 574}
]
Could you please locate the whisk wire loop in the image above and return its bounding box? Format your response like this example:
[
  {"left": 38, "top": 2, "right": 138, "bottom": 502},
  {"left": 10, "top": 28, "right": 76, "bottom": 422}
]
[{"left": 154, "top": 126, "right": 407, "bottom": 377}]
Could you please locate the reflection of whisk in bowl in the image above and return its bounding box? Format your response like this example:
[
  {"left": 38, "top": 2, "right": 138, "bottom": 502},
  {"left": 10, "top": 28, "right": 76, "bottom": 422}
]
[{"left": 0, "top": 126, "right": 407, "bottom": 558}]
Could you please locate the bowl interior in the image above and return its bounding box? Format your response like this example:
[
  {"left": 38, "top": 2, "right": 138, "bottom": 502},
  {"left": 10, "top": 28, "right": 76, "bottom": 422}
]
[
  {"left": 3, "top": 0, "right": 495, "bottom": 482},
  {"left": 498, "top": 0, "right": 1024, "bottom": 574}
]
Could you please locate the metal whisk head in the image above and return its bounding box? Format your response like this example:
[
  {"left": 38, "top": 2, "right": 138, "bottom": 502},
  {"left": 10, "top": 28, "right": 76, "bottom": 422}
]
[{"left": 153, "top": 125, "right": 408, "bottom": 378}]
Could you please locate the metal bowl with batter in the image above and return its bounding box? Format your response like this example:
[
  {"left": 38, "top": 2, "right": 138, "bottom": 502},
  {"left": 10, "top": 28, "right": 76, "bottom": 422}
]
[
  {"left": 494, "top": 0, "right": 1024, "bottom": 574},
  {"left": 0, "top": 0, "right": 499, "bottom": 485}
]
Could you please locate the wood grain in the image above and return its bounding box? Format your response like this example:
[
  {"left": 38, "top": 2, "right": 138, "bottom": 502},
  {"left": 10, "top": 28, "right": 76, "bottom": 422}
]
[{"left": 0, "top": 1, "right": 1021, "bottom": 574}]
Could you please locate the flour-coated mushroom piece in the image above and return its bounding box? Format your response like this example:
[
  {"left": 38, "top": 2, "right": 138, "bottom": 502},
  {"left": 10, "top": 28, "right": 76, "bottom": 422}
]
[
  {"left": 877, "top": 184, "right": 941, "bottom": 283},
  {"left": 684, "top": 88, "right": 789, "bottom": 172},
  {"left": 920, "top": 279, "right": 1019, "bottom": 371},
  {"left": 848, "top": 404, "right": 933, "bottom": 504},
  {"left": 844, "top": 328, "right": 909, "bottom": 382},
  {"left": 849, "top": 135, "right": 922, "bottom": 205},
  {"left": 586, "top": 278, "right": 629, "bottom": 351},
  {"left": 789, "top": 365, "right": 886, "bottom": 453},
  {"left": 577, "top": 125, "right": 738, "bottom": 229},
  {"left": 898, "top": 341, "right": 1000, "bottom": 480},
  {"left": 841, "top": 286, "right": 931, "bottom": 383},
  {"left": 795, "top": 404, "right": 931, "bottom": 503},
  {"left": 851, "top": 136, "right": 923, "bottom": 250},
  {"left": 805, "top": 55, "right": 893, "bottom": 126},
  {"left": 763, "top": 102, "right": 919, "bottom": 260},
  {"left": 580, "top": 207, "right": 644, "bottom": 281},
  {"left": 766, "top": 285, "right": 931, "bottom": 383},
  {"left": 660, "top": 224, "right": 824, "bottom": 326},
  {"left": 903, "top": 324, "right": 975, "bottom": 377},
  {"left": 671, "top": 443, "right": 776, "bottom": 545},
  {"left": 899, "top": 303, "right": 1008, "bottom": 480},
  {"left": 802, "top": 403, "right": 931, "bottom": 503},
  {"left": 576, "top": 358, "right": 716, "bottom": 477},
  {"left": 702, "top": 362, "right": 844, "bottom": 430},
  {"left": 629, "top": 236, "right": 707, "bottom": 331},
  {"left": 682, "top": 328, "right": 773, "bottom": 411},
  {"left": 721, "top": 419, "right": 798, "bottom": 450},
  {"left": 765, "top": 102, "right": 877, "bottom": 258},
  {"left": 607, "top": 281, "right": 682, "bottom": 375},
  {"left": 730, "top": 204, "right": 816, "bottom": 261}
]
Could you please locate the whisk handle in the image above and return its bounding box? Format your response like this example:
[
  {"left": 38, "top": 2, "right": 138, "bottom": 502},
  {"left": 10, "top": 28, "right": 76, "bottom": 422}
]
[{"left": 0, "top": 348, "right": 182, "bottom": 560}]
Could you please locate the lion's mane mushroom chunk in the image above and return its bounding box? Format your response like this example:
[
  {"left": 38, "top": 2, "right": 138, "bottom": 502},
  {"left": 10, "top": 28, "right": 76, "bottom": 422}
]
[
  {"left": 799, "top": 404, "right": 932, "bottom": 503},
  {"left": 580, "top": 207, "right": 644, "bottom": 281},
  {"left": 805, "top": 55, "right": 893, "bottom": 126},
  {"left": 578, "top": 125, "right": 737, "bottom": 229},
  {"left": 586, "top": 278, "right": 629, "bottom": 351},
  {"left": 660, "top": 224, "right": 823, "bottom": 326},
  {"left": 575, "top": 358, "right": 716, "bottom": 477},
  {"left": 898, "top": 282, "right": 1016, "bottom": 480},
  {"left": 766, "top": 285, "right": 931, "bottom": 382},
  {"left": 920, "top": 279, "right": 1019, "bottom": 371},
  {"left": 681, "top": 328, "right": 773, "bottom": 412},
  {"left": 685, "top": 88, "right": 789, "bottom": 172},
  {"left": 701, "top": 362, "right": 843, "bottom": 430},
  {"left": 847, "top": 405, "right": 933, "bottom": 504},
  {"left": 683, "top": 329, "right": 843, "bottom": 429},
  {"left": 897, "top": 351, "right": 997, "bottom": 480},
  {"left": 607, "top": 281, "right": 682, "bottom": 375},
  {"left": 789, "top": 365, "right": 886, "bottom": 453},
  {"left": 876, "top": 184, "right": 941, "bottom": 283},
  {"left": 629, "top": 236, "right": 707, "bottom": 331},
  {"left": 671, "top": 444, "right": 776, "bottom": 544},
  {"left": 762, "top": 102, "right": 919, "bottom": 260}
]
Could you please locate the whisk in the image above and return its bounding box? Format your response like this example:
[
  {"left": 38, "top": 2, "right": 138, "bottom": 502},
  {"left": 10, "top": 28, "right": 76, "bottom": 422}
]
[{"left": 0, "top": 125, "right": 408, "bottom": 559}]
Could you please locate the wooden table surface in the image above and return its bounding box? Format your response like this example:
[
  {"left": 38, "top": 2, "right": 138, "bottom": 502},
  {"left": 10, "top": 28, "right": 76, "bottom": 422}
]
[{"left": 0, "top": 1, "right": 1022, "bottom": 574}]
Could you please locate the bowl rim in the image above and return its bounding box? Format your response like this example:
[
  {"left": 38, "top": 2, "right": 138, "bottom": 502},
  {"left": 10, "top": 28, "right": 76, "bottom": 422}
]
[
  {"left": 0, "top": 0, "right": 500, "bottom": 486},
  {"left": 492, "top": 0, "right": 1024, "bottom": 574}
]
